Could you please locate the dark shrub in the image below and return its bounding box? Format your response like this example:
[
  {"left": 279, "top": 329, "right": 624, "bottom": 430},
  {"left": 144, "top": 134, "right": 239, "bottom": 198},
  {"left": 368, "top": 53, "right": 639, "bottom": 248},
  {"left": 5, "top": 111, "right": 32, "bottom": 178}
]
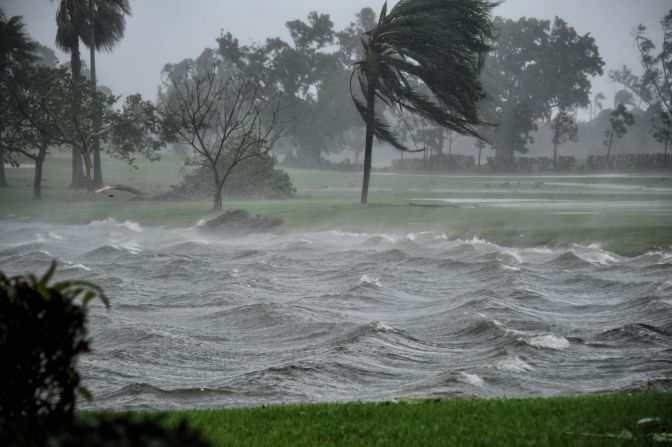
[
  {"left": 199, "top": 209, "right": 284, "bottom": 235},
  {"left": 0, "top": 263, "right": 107, "bottom": 423},
  {"left": 0, "top": 264, "right": 211, "bottom": 447},
  {"left": 5, "top": 416, "right": 210, "bottom": 447}
]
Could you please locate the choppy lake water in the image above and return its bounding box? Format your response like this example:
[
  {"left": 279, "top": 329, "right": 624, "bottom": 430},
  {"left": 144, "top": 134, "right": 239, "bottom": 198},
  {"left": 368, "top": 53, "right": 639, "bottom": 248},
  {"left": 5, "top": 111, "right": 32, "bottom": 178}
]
[{"left": 1, "top": 219, "right": 671, "bottom": 410}]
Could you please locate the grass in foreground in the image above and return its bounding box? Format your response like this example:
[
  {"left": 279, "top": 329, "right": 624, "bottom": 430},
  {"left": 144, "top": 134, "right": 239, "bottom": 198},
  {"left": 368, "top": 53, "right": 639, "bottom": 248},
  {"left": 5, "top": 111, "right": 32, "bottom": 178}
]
[{"left": 105, "top": 394, "right": 672, "bottom": 446}]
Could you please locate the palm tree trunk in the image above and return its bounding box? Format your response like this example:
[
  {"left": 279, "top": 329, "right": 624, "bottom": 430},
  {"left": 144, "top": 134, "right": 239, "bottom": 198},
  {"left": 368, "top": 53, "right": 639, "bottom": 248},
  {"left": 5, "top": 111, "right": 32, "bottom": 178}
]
[
  {"left": 360, "top": 76, "right": 377, "bottom": 205},
  {"left": 0, "top": 147, "right": 8, "bottom": 187},
  {"left": 70, "top": 42, "right": 86, "bottom": 188},
  {"left": 89, "top": 0, "right": 104, "bottom": 189}
]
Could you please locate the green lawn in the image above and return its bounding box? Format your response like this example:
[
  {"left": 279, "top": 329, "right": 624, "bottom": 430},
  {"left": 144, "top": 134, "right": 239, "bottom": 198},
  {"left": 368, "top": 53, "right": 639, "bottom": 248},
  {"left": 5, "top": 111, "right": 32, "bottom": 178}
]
[
  {"left": 2, "top": 152, "right": 672, "bottom": 255},
  {"left": 109, "top": 393, "right": 672, "bottom": 446}
]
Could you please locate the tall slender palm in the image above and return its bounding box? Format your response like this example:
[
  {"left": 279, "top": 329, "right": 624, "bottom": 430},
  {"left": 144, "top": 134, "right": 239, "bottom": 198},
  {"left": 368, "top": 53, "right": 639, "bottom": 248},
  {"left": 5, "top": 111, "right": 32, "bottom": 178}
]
[
  {"left": 80, "top": 0, "right": 131, "bottom": 188},
  {"left": 53, "top": 0, "right": 87, "bottom": 188},
  {"left": 0, "top": 10, "right": 37, "bottom": 187},
  {"left": 351, "top": 0, "right": 497, "bottom": 204},
  {"left": 52, "top": 0, "right": 130, "bottom": 188}
]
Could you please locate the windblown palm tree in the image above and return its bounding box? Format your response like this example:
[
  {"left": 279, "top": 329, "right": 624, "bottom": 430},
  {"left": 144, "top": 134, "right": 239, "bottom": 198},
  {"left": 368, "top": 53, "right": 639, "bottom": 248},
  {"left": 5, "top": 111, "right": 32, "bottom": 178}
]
[
  {"left": 53, "top": 0, "right": 87, "bottom": 187},
  {"left": 351, "top": 0, "right": 497, "bottom": 204},
  {"left": 52, "top": 0, "right": 130, "bottom": 188},
  {"left": 0, "top": 10, "right": 37, "bottom": 69},
  {"left": 80, "top": 0, "right": 131, "bottom": 188}
]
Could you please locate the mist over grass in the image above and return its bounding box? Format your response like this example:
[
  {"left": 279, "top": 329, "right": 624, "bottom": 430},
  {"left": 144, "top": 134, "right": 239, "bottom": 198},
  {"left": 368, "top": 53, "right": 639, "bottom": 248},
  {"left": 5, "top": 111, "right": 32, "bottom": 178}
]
[{"left": 1, "top": 153, "right": 671, "bottom": 256}]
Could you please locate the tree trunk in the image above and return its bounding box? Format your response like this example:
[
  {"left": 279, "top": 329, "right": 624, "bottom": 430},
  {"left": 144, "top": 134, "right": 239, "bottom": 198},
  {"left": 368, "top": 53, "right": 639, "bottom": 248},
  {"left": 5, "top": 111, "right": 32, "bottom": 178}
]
[
  {"left": 477, "top": 146, "right": 482, "bottom": 172},
  {"left": 71, "top": 149, "right": 85, "bottom": 188},
  {"left": 213, "top": 188, "right": 223, "bottom": 211},
  {"left": 212, "top": 171, "right": 223, "bottom": 211},
  {"left": 448, "top": 131, "right": 453, "bottom": 160},
  {"left": 90, "top": 0, "right": 104, "bottom": 189},
  {"left": 360, "top": 74, "right": 377, "bottom": 205},
  {"left": 79, "top": 144, "right": 95, "bottom": 194},
  {"left": 553, "top": 142, "right": 558, "bottom": 167},
  {"left": 494, "top": 145, "right": 508, "bottom": 172},
  {"left": 33, "top": 145, "right": 47, "bottom": 200},
  {"left": 0, "top": 146, "right": 8, "bottom": 187},
  {"left": 69, "top": 42, "right": 86, "bottom": 188},
  {"left": 605, "top": 130, "right": 614, "bottom": 169}
]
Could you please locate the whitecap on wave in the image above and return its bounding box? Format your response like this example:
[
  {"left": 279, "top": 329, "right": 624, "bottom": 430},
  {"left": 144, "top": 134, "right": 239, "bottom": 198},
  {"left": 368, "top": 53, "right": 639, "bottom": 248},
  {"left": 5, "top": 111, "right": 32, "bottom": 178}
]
[
  {"left": 374, "top": 321, "right": 395, "bottom": 332},
  {"left": 48, "top": 232, "right": 64, "bottom": 240},
  {"left": 63, "top": 262, "right": 92, "bottom": 272},
  {"left": 528, "top": 335, "right": 570, "bottom": 350},
  {"left": 90, "top": 217, "right": 144, "bottom": 233},
  {"left": 572, "top": 244, "right": 618, "bottom": 265},
  {"left": 458, "top": 372, "right": 484, "bottom": 387},
  {"left": 360, "top": 274, "right": 382, "bottom": 288},
  {"left": 494, "top": 356, "right": 534, "bottom": 373}
]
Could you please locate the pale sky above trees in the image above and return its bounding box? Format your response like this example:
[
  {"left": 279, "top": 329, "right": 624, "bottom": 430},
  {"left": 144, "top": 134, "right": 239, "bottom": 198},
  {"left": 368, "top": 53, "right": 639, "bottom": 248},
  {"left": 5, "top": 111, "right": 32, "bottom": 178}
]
[{"left": 2, "top": 0, "right": 670, "bottom": 108}]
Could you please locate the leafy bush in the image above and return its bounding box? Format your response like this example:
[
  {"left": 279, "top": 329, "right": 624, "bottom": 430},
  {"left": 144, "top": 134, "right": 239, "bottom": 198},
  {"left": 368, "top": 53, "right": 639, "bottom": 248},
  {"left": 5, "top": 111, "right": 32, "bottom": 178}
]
[
  {"left": 169, "top": 154, "right": 296, "bottom": 199},
  {"left": 0, "top": 263, "right": 107, "bottom": 423},
  {"left": 0, "top": 264, "right": 212, "bottom": 447}
]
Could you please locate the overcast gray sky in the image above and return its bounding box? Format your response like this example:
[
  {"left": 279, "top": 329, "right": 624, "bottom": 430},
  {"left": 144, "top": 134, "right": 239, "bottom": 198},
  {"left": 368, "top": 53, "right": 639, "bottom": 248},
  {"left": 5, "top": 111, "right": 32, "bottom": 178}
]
[{"left": 2, "top": 0, "right": 670, "bottom": 106}]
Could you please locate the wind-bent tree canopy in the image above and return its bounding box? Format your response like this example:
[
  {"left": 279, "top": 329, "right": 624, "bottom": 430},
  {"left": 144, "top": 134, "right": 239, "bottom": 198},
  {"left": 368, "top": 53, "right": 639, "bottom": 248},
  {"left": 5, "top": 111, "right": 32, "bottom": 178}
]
[
  {"left": 351, "top": 0, "right": 497, "bottom": 204},
  {"left": 635, "top": 10, "right": 672, "bottom": 157},
  {"left": 603, "top": 103, "right": 635, "bottom": 166},
  {"left": 0, "top": 9, "right": 37, "bottom": 187},
  {"left": 549, "top": 109, "right": 579, "bottom": 166},
  {"left": 159, "top": 53, "right": 283, "bottom": 211}
]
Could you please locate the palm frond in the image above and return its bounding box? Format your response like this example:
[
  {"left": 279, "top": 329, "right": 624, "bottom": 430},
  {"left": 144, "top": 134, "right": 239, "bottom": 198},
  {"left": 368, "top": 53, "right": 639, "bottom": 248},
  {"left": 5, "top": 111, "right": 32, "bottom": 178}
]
[
  {"left": 355, "top": 0, "right": 498, "bottom": 142},
  {"left": 350, "top": 68, "right": 420, "bottom": 151},
  {"left": 80, "top": 0, "right": 131, "bottom": 52}
]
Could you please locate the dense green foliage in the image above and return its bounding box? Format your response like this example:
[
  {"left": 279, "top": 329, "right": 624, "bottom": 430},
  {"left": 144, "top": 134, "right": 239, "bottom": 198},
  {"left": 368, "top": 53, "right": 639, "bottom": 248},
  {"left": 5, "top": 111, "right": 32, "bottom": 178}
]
[
  {"left": 173, "top": 155, "right": 295, "bottom": 200},
  {"left": 150, "top": 394, "right": 672, "bottom": 446}
]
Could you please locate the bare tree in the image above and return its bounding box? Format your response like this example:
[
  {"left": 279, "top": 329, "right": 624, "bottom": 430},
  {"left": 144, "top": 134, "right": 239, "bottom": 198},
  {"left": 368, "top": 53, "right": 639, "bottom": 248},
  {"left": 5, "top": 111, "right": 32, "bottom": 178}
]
[{"left": 159, "top": 56, "right": 282, "bottom": 210}]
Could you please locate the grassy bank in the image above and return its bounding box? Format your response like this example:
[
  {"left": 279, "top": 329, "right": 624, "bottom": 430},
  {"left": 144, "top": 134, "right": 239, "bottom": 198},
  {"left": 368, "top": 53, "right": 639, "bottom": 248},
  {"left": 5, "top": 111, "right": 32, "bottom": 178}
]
[
  {"left": 2, "top": 153, "right": 672, "bottom": 255},
  {"left": 111, "top": 393, "right": 672, "bottom": 446}
]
